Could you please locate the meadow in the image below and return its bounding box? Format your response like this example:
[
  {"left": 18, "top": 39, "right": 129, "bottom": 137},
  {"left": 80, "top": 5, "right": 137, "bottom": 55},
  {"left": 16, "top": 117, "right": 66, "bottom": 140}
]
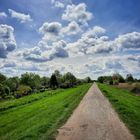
[
  {"left": 98, "top": 83, "right": 140, "bottom": 140},
  {"left": 0, "top": 83, "right": 91, "bottom": 140}
]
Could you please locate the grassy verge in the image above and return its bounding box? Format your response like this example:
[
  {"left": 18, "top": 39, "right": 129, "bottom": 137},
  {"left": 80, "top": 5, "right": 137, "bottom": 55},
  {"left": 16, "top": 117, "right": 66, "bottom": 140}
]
[
  {"left": 98, "top": 83, "right": 140, "bottom": 140},
  {"left": 0, "top": 83, "right": 92, "bottom": 140}
]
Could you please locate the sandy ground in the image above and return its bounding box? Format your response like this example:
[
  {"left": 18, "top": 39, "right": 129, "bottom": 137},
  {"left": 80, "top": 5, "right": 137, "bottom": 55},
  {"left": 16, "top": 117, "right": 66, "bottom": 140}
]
[{"left": 56, "top": 83, "right": 135, "bottom": 140}]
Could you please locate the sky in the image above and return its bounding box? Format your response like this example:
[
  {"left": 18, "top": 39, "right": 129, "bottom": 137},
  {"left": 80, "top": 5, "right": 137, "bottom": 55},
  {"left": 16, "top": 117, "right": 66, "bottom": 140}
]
[{"left": 0, "top": 0, "right": 140, "bottom": 79}]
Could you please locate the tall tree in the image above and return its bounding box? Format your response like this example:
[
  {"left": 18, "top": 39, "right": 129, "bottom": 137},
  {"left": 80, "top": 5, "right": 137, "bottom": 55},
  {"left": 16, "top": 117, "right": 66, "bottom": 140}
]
[
  {"left": 20, "top": 73, "right": 41, "bottom": 89},
  {"left": 50, "top": 74, "right": 58, "bottom": 89},
  {"left": 62, "top": 72, "right": 77, "bottom": 87},
  {"left": 0, "top": 73, "right": 6, "bottom": 83},
  {"left": 126, "top": 74, "right": 134, "bottom": 82}
]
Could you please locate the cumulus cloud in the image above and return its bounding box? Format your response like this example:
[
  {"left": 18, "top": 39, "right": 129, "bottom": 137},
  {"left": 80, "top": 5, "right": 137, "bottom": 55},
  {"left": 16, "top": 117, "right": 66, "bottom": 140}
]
[
  {"left": 51, "top": 0, "right": 65, "bottom": 8},
  {"left": 62, "top": 3, "right": 93, "bottom": 24},
  {"left": 51, "top": 0, "right": 72, "bottom": 8},
  {"left": 67, "top": 26, "right": 140, "bottom": 56},
  {"left": 39, "top": 22, "right": 62, "bottom": 41},
  {"left": 67, "top": 26, "right": 108, "bottom": 55},
  {"left": 114, "top": 32, "right": 140, "bottom": 50},
  {"left": 23, "top": 40, "right": 68, "bottom": 62},
  {"left": 62, "top": 21, "right": 82, "bottom": 35},
  {"left": 0, "top": 24, "right": 17, "bottom": 58},
  {"left": 8, "top": 9, "right": 32, "bottom": 23},
  {"left": 0, "top": 12, "right": 7, "bottom": 18}
]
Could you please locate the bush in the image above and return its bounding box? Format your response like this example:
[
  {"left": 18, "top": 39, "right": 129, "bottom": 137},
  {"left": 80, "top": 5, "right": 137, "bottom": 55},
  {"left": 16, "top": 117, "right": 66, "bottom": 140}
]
[
  {"left": 0, "top": 84, "right": 10, "bottom": 98},
  {"left": 15, "top": 85, "right": 32, "bottom": 98},
  {"left": 109, "top": 80, "right": 113, "bottom": 85},
  {"left": 131, "top": 84, "right": 140, "bottom": 95}
]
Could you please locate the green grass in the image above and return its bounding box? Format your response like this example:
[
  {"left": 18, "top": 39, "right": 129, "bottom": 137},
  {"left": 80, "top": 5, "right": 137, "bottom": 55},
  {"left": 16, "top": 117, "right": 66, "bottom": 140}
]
[
  {"left": 98, "top": 83, "right": 140, "bottom": 140},
  {"left": 0, "top": 83, "right": 91, "bottom": 140}
]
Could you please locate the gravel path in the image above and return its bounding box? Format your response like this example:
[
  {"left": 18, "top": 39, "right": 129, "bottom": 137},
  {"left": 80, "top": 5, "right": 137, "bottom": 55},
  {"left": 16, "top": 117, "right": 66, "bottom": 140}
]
[{"left": 56, "top": 83, "right": 135, "bottom": 140}]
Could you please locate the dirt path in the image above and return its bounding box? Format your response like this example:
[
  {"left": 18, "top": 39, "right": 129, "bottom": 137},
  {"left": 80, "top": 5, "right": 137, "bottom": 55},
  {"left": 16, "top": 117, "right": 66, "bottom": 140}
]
[{"left": 56, "top": 83, "right": 135, "bottom": 140}]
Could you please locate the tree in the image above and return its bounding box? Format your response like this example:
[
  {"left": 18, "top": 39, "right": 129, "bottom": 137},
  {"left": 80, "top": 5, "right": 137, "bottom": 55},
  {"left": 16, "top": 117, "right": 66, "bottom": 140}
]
[
  {"left": 41, "top": 76, "right": 50, "bottom": 87},
  {"left": 15, "top": 85, "right": 32, "bottom": 98},
  {"left": 126, "top": 74, "right": 134, "bottom": 82},
  {"left": 0, "top": 73, "right": 6, "bottom": 83},
  {"left": 62, "top": 72, "right": 77, "bottom": 88},
  {"left": 50, "top": 74, "right": 58, "bottom": 89},
  {"left": 54, "top": 70, "right": 62, "bottom": 87},
  {"left": 0, "top": 84, "right": 10, "bottom": 98},
  {"left": 112, "top": 73, "right": 125, "bottom": 83},
  {"left": 98, "top": 76, "right": 104, "bottom": 83},
  {"left": 20, "top": 73, "right": 41, "bottom": 89},
  {"left": 84, "top": 77, "right": 92, "bottom": 83},
  {"left": 4, "top": 77, "right": 20, "bottom": 93}
]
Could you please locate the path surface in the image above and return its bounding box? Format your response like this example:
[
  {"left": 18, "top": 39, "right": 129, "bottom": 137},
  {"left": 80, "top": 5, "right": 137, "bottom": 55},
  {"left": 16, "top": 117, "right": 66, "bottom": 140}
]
[{"left": 56, "top": 83, "right": 135, "bottom": 140}]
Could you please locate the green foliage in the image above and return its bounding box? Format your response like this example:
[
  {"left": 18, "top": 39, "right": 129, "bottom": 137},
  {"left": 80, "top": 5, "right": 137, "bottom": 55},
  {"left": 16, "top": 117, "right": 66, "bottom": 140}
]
[
  {"left": 126, "top": 74, "right": 134, "bottom": 82},
  {"left": 0, "top": 84, "right": 91, "bottom": 140},
  {"left": 0, "top": 73, "right": 6, "bottom": 83},
  {"left": 84, "top": 77, "right": 92, "bottom": 83},
  {"left": 98, "top": 76, "right": 104, "bottom": 83},
  {"left": 98, "top": 83, "right": 140, "bottom": 139},
  {"left": 0, "top": 70, "right": 91, "bottom": 99},
  {"left": 50, "top": 74, "right": 58, "bottom": 89},
  {"left": 62, "top": 72, "right": 77, "bottom": 88},
  {"left": 15, "top": 85, "right": 32, "bottom": 98},
  {"left": 0, "top": 84, "right": 10, "bottom": 98},
  {"left": 4, "top": 77, "right": 19, "bottom": 93},
  {"left": 54, "top": 70, "right": 63, "bottom": 87},
  {"left": 41, "top": 76, "right": 50, "bottom": 87},
  {"left": 20, "top": 73, "right": 41, "bottom": 89},
  {"left": 112, "top": 73, "right": 125, "bottom": 83},
  {"left": 98, "top": 73, "right": 125, "bottom": 84}
]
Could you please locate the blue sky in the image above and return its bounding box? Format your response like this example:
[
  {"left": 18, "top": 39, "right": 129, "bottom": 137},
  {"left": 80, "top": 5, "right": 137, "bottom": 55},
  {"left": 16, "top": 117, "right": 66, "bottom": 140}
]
[{"left": 0, "top": 0, "right": 140, "bottom": 79}]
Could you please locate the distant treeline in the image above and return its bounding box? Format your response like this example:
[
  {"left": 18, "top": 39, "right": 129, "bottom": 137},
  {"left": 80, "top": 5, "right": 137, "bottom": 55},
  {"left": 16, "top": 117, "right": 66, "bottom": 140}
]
[
  {"left": 0, "top": 70, "right": 92, "bottom": 99},
  {"left": 97, "top": 73, "right": 140, "bottom": 85}
]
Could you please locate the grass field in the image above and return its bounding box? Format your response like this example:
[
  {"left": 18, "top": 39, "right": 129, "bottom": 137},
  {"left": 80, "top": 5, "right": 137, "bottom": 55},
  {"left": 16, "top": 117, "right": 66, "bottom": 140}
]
[
  {"left": 98, "top": 83, "right": 140, "bottom": 140},
  {"left": 0, "top": 83, "right": 91, "bottom": 140}
]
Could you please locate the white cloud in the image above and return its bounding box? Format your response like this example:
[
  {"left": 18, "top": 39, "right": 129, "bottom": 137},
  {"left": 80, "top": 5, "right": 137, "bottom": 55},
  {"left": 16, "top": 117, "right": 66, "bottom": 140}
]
[
  {"left": 51, "top": 0, "right": 65, "bottom": 8},
  {"left": 67, "top": 27, "right": 140, "bottom": 56},
  {"left": 22, "top": 40, "right": 68, "bottom": 62},
  {"left": 66, "top": 26, "right": 108, "bottom": 56},
  {"left": 8, "top": 9, "right": 32, "bottom": 23},
  {"left": 62, "top": 21, "right": 82, "bottom": 35},
  {"left": 114, "top": 32, "right": 140, "bottom": 50},
  {"left": 0, "top": 24, "right": 17, "bottom": 58},
  {"left": 0, "top": 12, "right": 7, "bottom": 18},
  {"left": 51, "top": 0, "right": 72, "bottom": 8},
  {"left": 39, "top": 22, "right": 62, "bottom": 41},
  {"left": 62, "top": 3, "right": 93, "bottom": 25}
]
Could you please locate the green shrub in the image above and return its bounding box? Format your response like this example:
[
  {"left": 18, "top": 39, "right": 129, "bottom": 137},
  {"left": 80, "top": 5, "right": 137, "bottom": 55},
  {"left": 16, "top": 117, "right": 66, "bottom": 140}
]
[{"left": 15, "top": 85, "right": 32, "bottom": 98}]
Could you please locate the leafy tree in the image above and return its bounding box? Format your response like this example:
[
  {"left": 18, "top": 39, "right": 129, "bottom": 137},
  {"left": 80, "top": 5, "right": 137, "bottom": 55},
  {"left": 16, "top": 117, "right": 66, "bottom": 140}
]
[
  {"left": 4, "top": 77, "right": 20, "bottom": 93},
  {"left": 20, "top": 73, "right": 41, "bottom": 89},
  {"left": 126, "top": 74, "right": 134, "bottom": 82},
  {"left": 109, "top": 80, "right": 113, "bottom": 85},
  {"left": 15, "top": 85, "right": 32, "bottom": 98},
  {"left": 98, "top": 76, "right": 104, "bottom": 83},
  {"left": 50, "top": 74, "right": 58, "bottom": 89},
  {"left": 0, "top": 73, "right": 6, "bottom": 83},
  {"left": 84, "top": 77, "right": 92, "bottom": 83},
  {"left": 41, "top": 76, "right": 50, "bottom": 87},
  {"left": 54, "top": 70, "right": 62, "bottom": 87},
  {"left": 62, "top": 72, "right": 77, "bottom": 88},
  {"left": 0, "top": 84, "right": 10, "bottom": 98}
]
